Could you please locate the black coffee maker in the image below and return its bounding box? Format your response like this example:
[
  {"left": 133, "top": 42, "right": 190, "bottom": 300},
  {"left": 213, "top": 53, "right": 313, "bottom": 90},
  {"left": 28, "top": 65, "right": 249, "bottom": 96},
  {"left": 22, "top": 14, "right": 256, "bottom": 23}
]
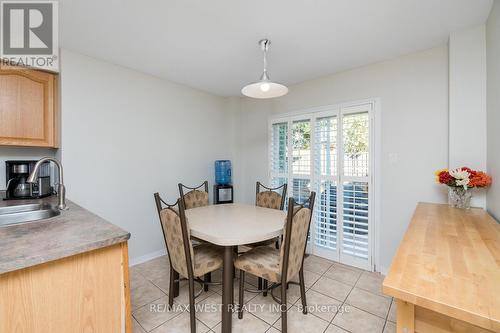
[{"left": 5, "top": 160, "right": 52, "bottom": 200}]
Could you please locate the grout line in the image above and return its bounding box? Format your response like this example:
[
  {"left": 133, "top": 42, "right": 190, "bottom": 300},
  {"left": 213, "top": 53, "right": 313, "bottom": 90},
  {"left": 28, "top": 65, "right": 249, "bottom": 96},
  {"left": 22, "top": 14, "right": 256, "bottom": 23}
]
[
  {"left": 306, "top": 257, "right": 356, "bottom": 333},
  {"left": 148, "top": 278, "right": 170, "bottom": 295},
  {"left": 131, "top": 315, "right": 149, "bottom": 333},
  {"left": 248, "top": 310, "right": 277, "bottom": 330},
  {"left": 264, "top": 326, "right": 275, "bottom": 333},
  {"left": 384, "top": 299, "right": 392, "bottom": 322},
  {"left": 134, "top": 254, "right": 379, "bottom": 332},
  {"left": 324, "top": 265, "right": 362, "bottom": 333},
  {"left": 380, "top": 297, "right": 394, "bottom": 333},
  {"left": 147, "top": 310, "right": 184, "bottom": 332},
  {"left": 340, "top": 303, "right": 389, "bottom": 321},
  {"left": 381, "top": 321, "right": 388, "bottom": 333},
  {"left": 132, "top": 293, "right": 166, "bottom": 315},
  {"left": 342, "top": 289, "right": 392, "bottom": 319}
]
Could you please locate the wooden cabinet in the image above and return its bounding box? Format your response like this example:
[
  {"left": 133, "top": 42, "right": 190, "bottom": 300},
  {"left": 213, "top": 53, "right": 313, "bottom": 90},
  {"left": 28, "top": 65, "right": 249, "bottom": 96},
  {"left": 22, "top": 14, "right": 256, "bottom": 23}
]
[
  {"left": 0, "top": 65, "right": 59, "bottom": 147},
  {"left": 0, "top": 242, "right": 132, "bottom": 333}
]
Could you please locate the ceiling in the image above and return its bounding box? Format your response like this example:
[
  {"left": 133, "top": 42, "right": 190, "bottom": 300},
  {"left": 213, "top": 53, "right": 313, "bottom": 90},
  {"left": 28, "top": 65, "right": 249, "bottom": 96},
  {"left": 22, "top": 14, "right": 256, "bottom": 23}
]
[{"left": 60, "top": 0, "right": 493, "bottom": 97}]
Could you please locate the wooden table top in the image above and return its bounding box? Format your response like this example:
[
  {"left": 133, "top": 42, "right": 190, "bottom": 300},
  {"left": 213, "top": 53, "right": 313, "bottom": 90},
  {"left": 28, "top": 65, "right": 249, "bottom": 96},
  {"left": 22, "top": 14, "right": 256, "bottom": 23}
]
[
  {"left": 185, "top": 203, "right": 285, "bottom": 246},
  {"left": 383, "top": 202, "right": 500, "bottom": 331}
]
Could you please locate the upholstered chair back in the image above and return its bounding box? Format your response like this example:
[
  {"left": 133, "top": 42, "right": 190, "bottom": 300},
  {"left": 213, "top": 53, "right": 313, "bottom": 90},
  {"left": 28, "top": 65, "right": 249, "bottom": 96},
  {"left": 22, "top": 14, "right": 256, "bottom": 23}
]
[
  {"left": 183, "top": 190, "right": 209, "bottom": 209},
  {"left": 158, "top": 206, "right": 194, "bottom": 278},
  {"left": 154, "top": 193, "right": 195, "bottom": 279},
  {"left": 280, "top": 193, "right": 316, "bottom": 282},
  {"left": 255, "top": 182, "right": 287, "bottom": 210},
  {"left": 179, "top": 181, "right": 209, "bottom": 210},
  {"left": 256, "top": 191, "right": 283, "bottom": 210}
]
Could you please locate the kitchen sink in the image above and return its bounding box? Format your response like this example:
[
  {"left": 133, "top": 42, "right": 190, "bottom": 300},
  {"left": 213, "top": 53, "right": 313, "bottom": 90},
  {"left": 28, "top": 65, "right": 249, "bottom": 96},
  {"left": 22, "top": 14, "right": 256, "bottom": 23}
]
[{"left": 0, "top": 203, "right": 60, "bottom": 227}]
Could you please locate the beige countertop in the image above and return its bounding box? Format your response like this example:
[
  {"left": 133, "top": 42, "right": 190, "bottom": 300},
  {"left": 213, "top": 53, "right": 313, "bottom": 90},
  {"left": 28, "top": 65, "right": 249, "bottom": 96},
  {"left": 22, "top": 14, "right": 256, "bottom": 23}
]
[{"left": 0, "top": 194, "right": 130, "bottom": 274}]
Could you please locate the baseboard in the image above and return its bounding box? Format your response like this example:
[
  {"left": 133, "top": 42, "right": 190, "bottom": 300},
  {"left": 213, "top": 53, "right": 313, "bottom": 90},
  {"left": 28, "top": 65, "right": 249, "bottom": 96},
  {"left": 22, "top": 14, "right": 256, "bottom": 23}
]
[
  {"left": 379, "top": 265, "right": 389, "bottom": 276},
  {"left": 129, "top": 248, "right": 167, "bottom": 267}
]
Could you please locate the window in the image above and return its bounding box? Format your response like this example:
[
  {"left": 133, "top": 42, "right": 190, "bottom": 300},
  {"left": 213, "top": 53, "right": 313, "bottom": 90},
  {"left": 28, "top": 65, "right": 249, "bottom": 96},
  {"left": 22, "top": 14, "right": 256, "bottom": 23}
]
[
  {"left": 315, "top": 116, "right": 338, "bottom": 251},
  {"left": 270, "top": 122, "right": 288, "bottom": 190},
  {"left": 268, "top": 101, "right": 375, "bottom": 270},
  {"left": 291, "top": 120, "right": 312, "bottom": 206}
]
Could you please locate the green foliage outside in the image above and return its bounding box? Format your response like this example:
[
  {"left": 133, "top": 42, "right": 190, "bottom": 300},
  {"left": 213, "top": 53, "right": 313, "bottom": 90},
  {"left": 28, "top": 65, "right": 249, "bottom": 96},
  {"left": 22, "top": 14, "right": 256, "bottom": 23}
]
[
  {"left": 292, "top": 121, "right": 310, "bottom": 148},
  {"left": 344, "top": 115, "right": 368, "bottom": 159},
  {"left": 275, "top": 114, "right": 368, "bottom": 170}
]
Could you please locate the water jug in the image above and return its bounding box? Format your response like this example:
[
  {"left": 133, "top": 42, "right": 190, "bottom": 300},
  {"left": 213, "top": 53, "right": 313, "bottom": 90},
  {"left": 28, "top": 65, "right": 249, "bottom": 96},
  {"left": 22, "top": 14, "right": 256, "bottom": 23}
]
[{"left": 215, "top": 160, "right": 232, "bottom": 185}]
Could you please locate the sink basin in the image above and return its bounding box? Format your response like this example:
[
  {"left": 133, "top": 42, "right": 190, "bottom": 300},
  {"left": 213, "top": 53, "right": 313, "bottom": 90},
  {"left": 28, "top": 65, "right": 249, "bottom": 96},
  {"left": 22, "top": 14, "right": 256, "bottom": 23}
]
[{"left": 0, "top": 203, "right": 60, "bottom": 226}]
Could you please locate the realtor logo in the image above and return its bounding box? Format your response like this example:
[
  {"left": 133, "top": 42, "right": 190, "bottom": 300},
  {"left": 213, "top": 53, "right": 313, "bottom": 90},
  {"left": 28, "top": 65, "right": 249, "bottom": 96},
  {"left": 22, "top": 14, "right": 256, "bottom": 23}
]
[{"left": 0, "top": 1, "right": 58, "bottom": 71}]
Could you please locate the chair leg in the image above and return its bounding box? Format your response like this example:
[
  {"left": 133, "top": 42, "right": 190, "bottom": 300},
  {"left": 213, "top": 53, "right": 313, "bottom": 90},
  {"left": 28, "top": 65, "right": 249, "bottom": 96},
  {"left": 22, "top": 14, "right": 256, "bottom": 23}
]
[
  {"left": 203, "top": 273, "right": 211, "bottom": 292},
  {"left": 173, "top": 269, "right": 180, "bottom": 297},
  {"left": 281, "top": 281, "right": 288, "bottom": 333},
  {"left": 238, "top": 270, "right": 245, "bottom": 319},
  {"left": 233, "top": 247, "right": 238, "bottom": 278},
  {"left": 168, "top": 266, "right": 175, "bottom": 308},
  {"left": 258, "top": 277, "right": 263, "bottom": 291},
  {"left": 275, "top": 239, "right": 280, "bottom": 249},
  {"left": 263, "top": 280, "right": 268, "bottom": 297},
  {"left": 188, "top": 277, "right": 196, "bottom": 333},
  {"left": 299, "top": 268, "right": 307, "bottom": 314}
]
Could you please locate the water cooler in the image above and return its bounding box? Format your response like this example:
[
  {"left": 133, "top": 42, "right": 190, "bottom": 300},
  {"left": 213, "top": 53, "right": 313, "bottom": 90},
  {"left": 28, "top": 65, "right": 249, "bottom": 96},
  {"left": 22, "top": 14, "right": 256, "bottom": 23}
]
[{"left": 214, "top": 160, "right": 233, "bottom": 204}]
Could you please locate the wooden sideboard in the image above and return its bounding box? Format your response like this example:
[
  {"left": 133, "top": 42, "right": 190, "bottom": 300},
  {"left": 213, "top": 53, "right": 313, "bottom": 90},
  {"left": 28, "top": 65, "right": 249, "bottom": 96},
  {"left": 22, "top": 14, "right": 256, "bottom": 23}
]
[
  {"left": 0, "top": 65, "right": 59, "bottom": 147},
  {"left": 383, "top": 203, "right": 500, "bottom": 333}
]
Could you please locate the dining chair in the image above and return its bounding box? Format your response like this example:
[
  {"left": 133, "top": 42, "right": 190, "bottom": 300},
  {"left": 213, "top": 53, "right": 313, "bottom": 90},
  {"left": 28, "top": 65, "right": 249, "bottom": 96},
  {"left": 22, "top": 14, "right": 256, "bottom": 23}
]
[
  {"left": 154, "top": 192, "right": 223, "bottom": 333},
  {"left": 251, "top": 181, "right": 287, "bottom": 294},
  {"left": 255, "top": 181, "right": 287, "bottom": 211},
  {"left": 234, "top": 192, "right": 316, "bottom": 333},
  {"left": 178, "top": 181, "right": 212, "bottom": 290},
  {"left": 178, "top": 181, "right": 209, "bottom": 209}
]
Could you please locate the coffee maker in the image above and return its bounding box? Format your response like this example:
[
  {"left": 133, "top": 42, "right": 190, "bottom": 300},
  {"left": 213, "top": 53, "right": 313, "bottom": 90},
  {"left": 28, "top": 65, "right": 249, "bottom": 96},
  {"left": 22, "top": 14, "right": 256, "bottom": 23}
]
[{"left": 5, "top": 160, "right": 52, "bottom": 200}]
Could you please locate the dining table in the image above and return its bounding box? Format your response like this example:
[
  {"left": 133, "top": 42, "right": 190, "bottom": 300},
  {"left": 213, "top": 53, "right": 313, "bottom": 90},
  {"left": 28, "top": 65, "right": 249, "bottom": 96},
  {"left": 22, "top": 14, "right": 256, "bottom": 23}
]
[{"left": 185, "top": 203, "right": 286, "bottom": 333}]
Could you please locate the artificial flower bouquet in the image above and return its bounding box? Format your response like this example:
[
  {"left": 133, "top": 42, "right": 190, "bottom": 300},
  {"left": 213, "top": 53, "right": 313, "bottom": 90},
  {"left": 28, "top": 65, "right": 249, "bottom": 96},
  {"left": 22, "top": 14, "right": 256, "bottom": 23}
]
[{"left": 435, "top": 167, "right": 492, "bottom": 208}]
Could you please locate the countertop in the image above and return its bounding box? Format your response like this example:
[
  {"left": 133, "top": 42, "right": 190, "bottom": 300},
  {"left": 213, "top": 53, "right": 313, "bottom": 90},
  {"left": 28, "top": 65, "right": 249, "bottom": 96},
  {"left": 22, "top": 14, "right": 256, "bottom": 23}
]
[
  {"left": 382, "top": 202, "right": 500, "bottom": 331},
  {"left": 0, "top": 194, "right": 130, "bottom": 274}
]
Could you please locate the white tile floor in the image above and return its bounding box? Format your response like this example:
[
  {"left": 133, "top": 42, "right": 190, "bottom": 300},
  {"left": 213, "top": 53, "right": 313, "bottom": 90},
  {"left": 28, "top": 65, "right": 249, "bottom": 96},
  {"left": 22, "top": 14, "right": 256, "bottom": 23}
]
[{"left": 130, "top": 255, "right": 396, "bottom": 333}]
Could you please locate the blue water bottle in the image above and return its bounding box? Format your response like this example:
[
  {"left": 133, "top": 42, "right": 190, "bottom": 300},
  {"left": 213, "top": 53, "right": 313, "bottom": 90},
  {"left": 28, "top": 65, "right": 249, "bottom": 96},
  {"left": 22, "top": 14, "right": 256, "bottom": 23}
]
[{"left": 215, "top": 160, "right": 232, "bottom": 185}]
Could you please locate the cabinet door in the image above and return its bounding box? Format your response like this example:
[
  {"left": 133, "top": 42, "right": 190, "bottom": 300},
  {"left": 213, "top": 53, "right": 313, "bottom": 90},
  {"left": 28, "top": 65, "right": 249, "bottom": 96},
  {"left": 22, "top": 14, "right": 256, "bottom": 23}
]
[
  {"left": 0, "top": 66, "right": 58, "bottom": 147},
  {"left": 0, "top": 243, "right": 129, "bottom": 333}
]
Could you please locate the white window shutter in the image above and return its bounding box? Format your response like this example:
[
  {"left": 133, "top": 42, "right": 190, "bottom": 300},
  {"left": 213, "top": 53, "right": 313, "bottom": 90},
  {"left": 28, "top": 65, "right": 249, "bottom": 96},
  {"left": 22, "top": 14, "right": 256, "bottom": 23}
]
[
  {"left": 269, "top": 101, "right": 373, "bottom": 270},
  {"left": 313, "top": 116, "right": 338, "bottom": 251}
]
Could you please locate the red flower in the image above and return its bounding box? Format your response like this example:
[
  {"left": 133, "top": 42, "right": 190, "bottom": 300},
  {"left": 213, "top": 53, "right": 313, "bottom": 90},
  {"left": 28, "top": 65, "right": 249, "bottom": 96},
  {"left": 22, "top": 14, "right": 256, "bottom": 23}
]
[
  {"left": 461, "top": 167, "right": 477, "bottom": 177},
  {"left": 438, "top": 171, "right": 453, "bottom": 185}
]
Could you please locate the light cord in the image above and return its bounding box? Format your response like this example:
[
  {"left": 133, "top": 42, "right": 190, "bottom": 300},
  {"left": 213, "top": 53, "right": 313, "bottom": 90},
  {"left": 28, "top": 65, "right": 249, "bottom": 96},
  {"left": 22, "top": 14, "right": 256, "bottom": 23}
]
[{"left": 263, "top": 47, "right": 268, "bottom": 73}]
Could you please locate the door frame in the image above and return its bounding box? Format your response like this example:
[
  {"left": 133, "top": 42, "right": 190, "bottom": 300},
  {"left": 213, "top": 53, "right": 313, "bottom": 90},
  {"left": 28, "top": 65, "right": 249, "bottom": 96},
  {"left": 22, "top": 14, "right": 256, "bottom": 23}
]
[{"left": 268, "top": 98, "right": 381, "bottom": 272}]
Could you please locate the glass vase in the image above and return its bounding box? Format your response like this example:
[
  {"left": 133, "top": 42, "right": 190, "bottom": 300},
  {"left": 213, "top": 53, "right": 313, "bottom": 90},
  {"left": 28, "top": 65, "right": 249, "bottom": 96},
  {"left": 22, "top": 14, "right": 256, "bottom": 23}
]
[{"left": 448, "top": 187, "right": 472, "bottom": 209}]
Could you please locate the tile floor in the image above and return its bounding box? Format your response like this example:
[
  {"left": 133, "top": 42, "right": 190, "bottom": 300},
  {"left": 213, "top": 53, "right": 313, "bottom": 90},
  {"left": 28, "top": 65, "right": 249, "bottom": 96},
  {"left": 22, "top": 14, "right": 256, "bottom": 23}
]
[{"left": 130, "top": 255, "right": 396, "bottom": 333}]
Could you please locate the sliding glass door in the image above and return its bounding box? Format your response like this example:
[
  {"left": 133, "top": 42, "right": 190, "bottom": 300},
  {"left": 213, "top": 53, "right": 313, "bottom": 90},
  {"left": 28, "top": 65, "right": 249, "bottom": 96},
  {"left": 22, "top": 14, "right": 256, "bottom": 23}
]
[{"left": 269, "top": 102, "right": 374, "bottom": 270}]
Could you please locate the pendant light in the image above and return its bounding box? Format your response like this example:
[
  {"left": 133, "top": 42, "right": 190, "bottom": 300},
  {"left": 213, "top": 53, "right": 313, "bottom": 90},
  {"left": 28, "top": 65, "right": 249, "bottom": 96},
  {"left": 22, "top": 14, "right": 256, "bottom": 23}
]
[{"left": 241, "top": 39, "right": 288, "bottom": 99}]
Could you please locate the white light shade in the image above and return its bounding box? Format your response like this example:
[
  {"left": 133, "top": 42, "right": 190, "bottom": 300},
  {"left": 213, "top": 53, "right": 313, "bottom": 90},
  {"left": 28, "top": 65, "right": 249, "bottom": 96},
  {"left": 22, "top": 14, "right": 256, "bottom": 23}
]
[{"left": 241, "top": 81, "right": 288, "bottom": 99}]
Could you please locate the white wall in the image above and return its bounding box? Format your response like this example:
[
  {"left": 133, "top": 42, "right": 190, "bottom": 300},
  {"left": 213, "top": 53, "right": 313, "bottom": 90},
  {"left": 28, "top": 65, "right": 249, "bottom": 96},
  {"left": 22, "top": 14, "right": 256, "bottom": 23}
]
[
  {"left": 225, "top": 96, "right": 245, "bottom": 203},
  {"left": 449, "top": 25, "right": 488, "bottom": 208},
  {"left": 487, "top": 0, "right": 500, "bottom": 221},
  {"left": 60, "top": 49, "right": 233, "bottom": 262},
  {"left": 235, "top": 98, "right": 275, "bottom": 204},
  {"left": 0, "top": 147, "right": 56, "bottom": 190},
  {"left": 234, "top": 46, "right": 450, "bottom": 272}
]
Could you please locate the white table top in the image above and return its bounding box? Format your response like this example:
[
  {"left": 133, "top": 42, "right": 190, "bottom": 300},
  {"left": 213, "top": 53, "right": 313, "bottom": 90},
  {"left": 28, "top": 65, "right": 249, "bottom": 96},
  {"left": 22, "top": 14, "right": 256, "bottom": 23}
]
[{"left": 185, "top": 203, "right": 286, "bottom": 246}]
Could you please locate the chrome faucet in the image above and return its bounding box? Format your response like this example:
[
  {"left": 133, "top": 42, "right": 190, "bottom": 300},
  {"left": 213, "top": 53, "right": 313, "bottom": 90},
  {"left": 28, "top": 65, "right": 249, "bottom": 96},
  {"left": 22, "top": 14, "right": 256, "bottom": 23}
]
[{"left": 27, "top": 157, "right": 67, "bottom": 210}]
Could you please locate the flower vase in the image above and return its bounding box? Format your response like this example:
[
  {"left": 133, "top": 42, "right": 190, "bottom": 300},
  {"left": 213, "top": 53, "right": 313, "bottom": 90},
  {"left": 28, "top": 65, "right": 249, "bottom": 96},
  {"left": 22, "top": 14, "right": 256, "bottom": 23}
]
[{"left": 448, "top": 187, "right": 472, "bottom": 209}]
